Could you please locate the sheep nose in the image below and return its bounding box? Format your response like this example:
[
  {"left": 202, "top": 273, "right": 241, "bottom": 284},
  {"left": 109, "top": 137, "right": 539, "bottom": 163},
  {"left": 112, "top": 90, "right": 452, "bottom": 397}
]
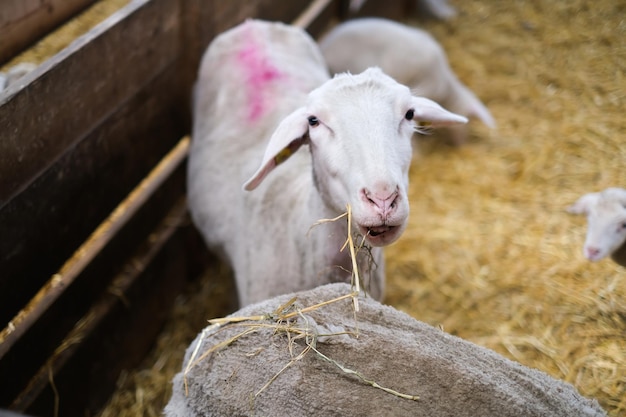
[
  {"left": 585, "top": 246, "right": 601, "bottom": 260},
  {"left": 362, "top": 187, "right": 399, "bottom": 217}
]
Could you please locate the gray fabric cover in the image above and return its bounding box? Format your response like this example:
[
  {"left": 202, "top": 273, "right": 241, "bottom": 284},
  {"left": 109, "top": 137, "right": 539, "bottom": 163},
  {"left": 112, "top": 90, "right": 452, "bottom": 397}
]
[{"left": 165, "top": 283, "right": 605, "bottom": 417}]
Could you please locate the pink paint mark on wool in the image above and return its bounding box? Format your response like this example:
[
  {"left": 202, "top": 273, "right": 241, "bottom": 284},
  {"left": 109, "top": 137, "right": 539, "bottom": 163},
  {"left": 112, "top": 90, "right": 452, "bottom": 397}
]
[{"left": 236, "top": 30, "right": 284, "bottom": 123}]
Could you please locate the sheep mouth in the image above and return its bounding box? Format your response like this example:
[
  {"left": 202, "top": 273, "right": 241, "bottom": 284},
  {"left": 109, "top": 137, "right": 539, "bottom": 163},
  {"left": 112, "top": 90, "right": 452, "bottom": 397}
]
[
  {"left": 366, "top": 225, "right": 395, "bottom": 237},
  {"left": 358, "top": 224, "right": 402, "bottom": 246}
]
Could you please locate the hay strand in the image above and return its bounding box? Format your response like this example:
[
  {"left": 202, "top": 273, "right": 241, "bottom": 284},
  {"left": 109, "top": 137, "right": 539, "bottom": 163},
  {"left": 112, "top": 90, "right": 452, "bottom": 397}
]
[
  {"left": 307, "top": 342, "right": 420, "bottom": 401},
  {"left": 310, "top": 204, "right": 365, "bottom": 311}
]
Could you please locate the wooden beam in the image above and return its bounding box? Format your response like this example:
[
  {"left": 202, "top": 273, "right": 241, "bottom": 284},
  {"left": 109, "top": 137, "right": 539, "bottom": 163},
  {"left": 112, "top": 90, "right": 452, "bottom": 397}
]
[
  {"left": 0, "top": 0, "right": 186, "bottom": 328},
  {"left": 0, "top": 137, "right": 190, "bottom": 359},
  {"left": 10, "top": 198, "right": 190, "bottom": 413},
  {"left": 0, "top": 0, "right": 180, "bottom": 207},
  {"left": 0, "top": 63, "right": 188, "bottom": 328},
  {"left": 0, "top": 0, "right": 99, "bottom": 65}
]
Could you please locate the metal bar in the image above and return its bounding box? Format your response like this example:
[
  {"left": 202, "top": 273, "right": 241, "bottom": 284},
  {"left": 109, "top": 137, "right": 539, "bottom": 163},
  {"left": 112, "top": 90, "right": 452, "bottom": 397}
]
[
  {"left": 0, "top": 136, "right": 190, "bottom": 359},
  {"left": 10, "top": 197, "right": 189, "bottom": 411},
  {"left": 293, "top": 0, "right": 335, "bottom": 29}
]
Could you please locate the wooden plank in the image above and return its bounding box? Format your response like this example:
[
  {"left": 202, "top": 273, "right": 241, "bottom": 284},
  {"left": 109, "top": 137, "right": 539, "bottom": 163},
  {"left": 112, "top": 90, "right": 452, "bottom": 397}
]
[
  {"left": 0, "top": 146, "right": 194, "bottom": 409},
  {"left": 0, "top": 0, "right": 180, "bottom": 207},
  {"left": 0, "top": 137, "right": 190, "bottom": 359},
  {"left": 12, "top": 200, "right": 212, "bottom": 416},
  {"left": 0, "top": 62, "right": 187, "bottom": 329},
  {"left": 296, "top": 0, "right": 341, "bottom": 37},
  {"left": 0, "top": 0, "right": 186, "bottom": 328},
  {"left": 293, "top": 0, "right": 338, "bottom": 35},
  {"left": 0, "top": 86, "right": 188, "bottom": 410},
  {"left": 0, "top": 0, "right": 98, "bottom": 65},
  {"left": 9, "top": 198, "right": 188, "bottom": 414}
]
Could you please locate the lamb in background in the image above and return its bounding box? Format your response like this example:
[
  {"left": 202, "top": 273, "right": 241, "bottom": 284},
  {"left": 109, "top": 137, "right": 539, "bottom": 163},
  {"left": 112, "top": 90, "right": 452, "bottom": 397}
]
[
  {"left": 567, "top": 187, "right": 626, "bottom": 267},
  {"left": 319, "top": 18, "right": 495, "bottom": 145},
  {"left": 187, "top": 20, "right": 467, "bottom": 307},
  {"left": 165, "top": 283, "right": 606, "bottom": 417}
]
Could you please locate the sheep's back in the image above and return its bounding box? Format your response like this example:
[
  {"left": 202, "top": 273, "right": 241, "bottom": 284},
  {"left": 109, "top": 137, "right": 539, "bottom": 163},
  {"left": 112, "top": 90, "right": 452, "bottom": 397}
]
[
  {"left": 193, "top": 19, "right": 328, "bottom": 150},
  {"left": 320, "top": 18, "right": 447, "bottom": 100},
  {"left": 187, "top": 20, "right": 330, "bottom": 253}
]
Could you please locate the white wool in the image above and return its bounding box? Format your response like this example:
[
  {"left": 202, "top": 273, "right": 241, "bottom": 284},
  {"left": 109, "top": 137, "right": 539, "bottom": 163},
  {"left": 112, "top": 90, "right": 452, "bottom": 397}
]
[{"left": 187, "top": 20, "right": 467, "bottom": 307}]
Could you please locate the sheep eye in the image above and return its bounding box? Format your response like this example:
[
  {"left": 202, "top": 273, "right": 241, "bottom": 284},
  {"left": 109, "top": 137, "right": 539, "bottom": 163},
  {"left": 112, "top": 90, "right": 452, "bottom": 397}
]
[
  {"left": 621, "top": 222, "right": 626, "bottom": 229},
  {"left": 308, "top": 116, "right": 319, "bottom": 127},
  {"left": 404, "top": 109, "right": 414, "bottom": 120}
]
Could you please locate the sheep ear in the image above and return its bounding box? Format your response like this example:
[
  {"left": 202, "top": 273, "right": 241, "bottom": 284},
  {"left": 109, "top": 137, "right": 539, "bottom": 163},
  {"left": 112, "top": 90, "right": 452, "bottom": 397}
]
[
  {"left": 567, "top": 192, "right": 600, "bottom": 215},
  {"left": 458, "top": 88, "right": 496, "bottom": 128},
  {"left": 243, "top": 107, "right": 309, "bottom": 191},
  {"left": 409, "top": 96, "right": 468, "bottom": 128}
]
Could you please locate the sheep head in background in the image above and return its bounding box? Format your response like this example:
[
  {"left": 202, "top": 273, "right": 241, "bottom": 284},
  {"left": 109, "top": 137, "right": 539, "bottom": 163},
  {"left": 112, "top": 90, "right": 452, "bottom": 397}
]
[
  {"left": 188, "top": 20, "right": 467, "bottom": 307},
  {"left": 567, "top": 187, "right": 626, "bottom": 266},
  {"left": 319, "top": 18, "right": 495, "bottom": 145}
]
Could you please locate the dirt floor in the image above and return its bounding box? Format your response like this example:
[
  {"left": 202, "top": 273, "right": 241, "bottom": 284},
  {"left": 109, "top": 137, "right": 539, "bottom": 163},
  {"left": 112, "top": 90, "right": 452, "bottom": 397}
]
[{"left": 7, "top": 0, "right": 624, "bottom": 416}]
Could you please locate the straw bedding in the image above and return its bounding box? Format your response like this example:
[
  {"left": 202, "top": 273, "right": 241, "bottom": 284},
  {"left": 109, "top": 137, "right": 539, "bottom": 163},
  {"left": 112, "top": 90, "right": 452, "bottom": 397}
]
[
  {"left": 6, "top": 0, "right": 624, "bottom": 416},
  {"left": 387, "top": 2, "right": 625, "bottom": 414}
]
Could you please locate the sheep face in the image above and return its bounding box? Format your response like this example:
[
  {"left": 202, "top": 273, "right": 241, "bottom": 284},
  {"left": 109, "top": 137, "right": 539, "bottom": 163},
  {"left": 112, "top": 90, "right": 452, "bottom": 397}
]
[
  {"left": 306, "top": 71, "right": 414, "bottom": 246},
  {"left": 568, "top": 188, "right": 626, "bottom": 261},
  {"left": 244, "top": 68, "right": 467, "bottom": 247}
]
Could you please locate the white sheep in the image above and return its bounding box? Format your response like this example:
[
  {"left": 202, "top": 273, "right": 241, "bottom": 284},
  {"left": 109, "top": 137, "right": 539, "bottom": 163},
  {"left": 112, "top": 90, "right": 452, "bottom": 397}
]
[
  {"left": 567, "top": 187, "right": 626, "bottom": 266},
  {"left": 187, "top": 20, "right": 467, "bottom": 307},
  {"left": 164, "top": 283, "right": 606, "bottom": 417},
  {"left": 319, "top": 17, "right": 495, "bottom": 145}
]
